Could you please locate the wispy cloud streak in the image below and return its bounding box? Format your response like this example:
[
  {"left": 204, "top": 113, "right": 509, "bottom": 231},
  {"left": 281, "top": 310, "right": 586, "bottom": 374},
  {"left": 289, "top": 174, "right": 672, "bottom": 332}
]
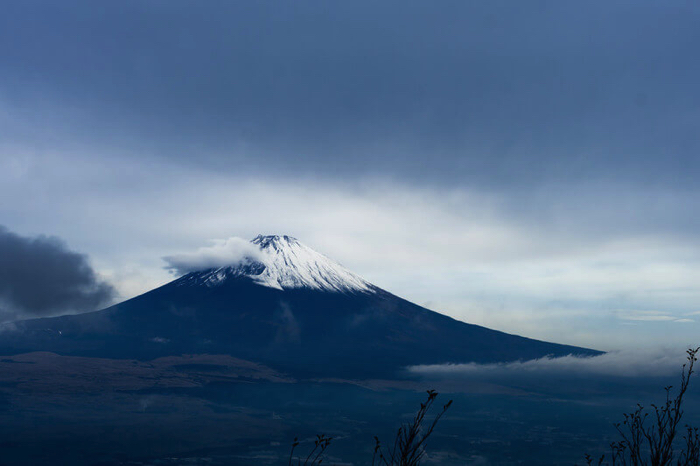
[{"left": 408, "top": 348, "right": 691, "bottom": 378}]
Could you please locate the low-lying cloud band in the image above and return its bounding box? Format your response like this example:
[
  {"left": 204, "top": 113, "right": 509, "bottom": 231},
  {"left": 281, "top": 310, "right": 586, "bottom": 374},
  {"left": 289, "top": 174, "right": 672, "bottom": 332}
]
[{"left": 408, "top": 348, "right": 693, "bottom": 379}]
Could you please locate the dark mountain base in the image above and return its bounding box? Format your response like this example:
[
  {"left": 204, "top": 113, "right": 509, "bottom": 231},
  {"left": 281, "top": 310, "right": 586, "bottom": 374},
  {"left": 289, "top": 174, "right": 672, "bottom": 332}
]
[{"left": 0, "top": 279, "right": 599, "bottom": 378}]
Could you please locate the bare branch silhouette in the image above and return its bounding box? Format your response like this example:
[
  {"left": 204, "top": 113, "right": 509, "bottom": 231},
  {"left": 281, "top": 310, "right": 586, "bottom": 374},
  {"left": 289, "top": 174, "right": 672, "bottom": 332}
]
[{"left": 584, "top": 347, "right": 699, "bottom": 466}]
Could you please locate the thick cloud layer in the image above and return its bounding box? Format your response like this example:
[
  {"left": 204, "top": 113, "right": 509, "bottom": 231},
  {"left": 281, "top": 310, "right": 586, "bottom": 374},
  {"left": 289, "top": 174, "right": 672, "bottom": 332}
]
[
  {"left": 163, "top": 237, "right": 263, "bottom": 275},
  {"left": 1, "top": 1, "right": 698, "bottom": 188},
  {"left": 0, "top": 226, "right": 115, "bottom": 321}
]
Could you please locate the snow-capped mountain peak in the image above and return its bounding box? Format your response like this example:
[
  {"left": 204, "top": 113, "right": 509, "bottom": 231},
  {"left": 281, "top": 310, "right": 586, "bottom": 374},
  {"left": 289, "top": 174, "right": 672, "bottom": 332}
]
[{"left": 182, "top": 235, "right": 375, "bottom": 293}]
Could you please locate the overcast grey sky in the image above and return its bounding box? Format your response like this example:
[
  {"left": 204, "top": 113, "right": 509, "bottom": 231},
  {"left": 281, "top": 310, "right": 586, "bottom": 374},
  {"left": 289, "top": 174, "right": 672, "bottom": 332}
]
[{"left": 1, "top": 1, "right": 698, "bottom": 350}]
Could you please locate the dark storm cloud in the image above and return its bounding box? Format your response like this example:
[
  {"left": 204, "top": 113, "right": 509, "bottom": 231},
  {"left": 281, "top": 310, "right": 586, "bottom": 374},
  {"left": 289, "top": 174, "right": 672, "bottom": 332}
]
[
  {"left": 0, "top": 226, "right": 115, "bottom": 320},
  {"left": 1, "top": 0, "right": 698, "bottom": 187}
]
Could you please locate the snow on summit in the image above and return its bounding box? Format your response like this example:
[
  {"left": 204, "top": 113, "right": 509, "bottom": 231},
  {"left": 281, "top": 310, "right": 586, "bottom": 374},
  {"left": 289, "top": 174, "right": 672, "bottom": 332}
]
[{"left": 182, "top": 235, "right": 375, "bottom": 293}]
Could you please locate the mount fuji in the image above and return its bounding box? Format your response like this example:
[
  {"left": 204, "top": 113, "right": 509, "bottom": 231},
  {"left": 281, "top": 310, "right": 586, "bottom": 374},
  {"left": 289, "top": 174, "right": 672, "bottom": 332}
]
[{"left": 1, "top": 235, "right": 600, "bottom": 377}]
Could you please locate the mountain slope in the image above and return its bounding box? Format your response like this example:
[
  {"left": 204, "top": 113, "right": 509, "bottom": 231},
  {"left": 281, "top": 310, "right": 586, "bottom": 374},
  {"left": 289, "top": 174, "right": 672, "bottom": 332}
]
[{"left": 0, "top": 235, "right": 601, "bottom": 377}]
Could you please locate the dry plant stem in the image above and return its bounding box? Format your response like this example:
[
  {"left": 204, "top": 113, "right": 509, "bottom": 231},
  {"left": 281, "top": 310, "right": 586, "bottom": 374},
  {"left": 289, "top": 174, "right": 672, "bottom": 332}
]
[
  {"left": 288, "top": 434, "right": 332, "bottom": 466},
  {"left": 373, "top": 389, "right": 453, "bottom": 466}
]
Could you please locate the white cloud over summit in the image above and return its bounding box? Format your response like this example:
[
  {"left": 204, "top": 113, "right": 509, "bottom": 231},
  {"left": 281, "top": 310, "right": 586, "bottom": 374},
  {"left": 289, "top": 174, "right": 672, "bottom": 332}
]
[{"left": 163, "top": 237, "right": 262, "bottom": 275}]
